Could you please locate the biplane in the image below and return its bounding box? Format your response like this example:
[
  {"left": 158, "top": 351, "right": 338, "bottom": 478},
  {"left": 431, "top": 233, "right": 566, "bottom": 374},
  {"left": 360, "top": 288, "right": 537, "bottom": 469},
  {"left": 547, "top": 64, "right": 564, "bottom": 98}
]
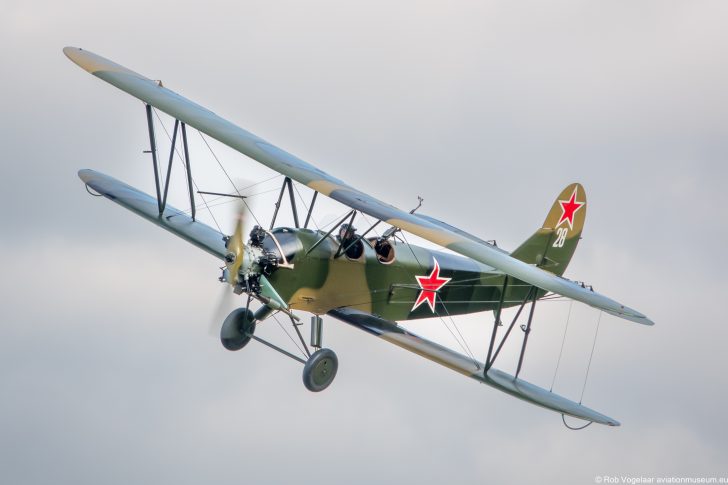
[{"left": 64, "top": 47, "right": 653, "bottom": 428}]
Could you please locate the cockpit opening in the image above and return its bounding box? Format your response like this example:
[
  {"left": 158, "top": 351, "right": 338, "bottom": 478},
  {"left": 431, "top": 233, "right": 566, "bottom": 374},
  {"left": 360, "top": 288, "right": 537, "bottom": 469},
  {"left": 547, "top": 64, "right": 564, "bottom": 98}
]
[
  {"left": 373, "top": 238, "right": 395, "bottom": 264},
  {"left": 338, "top": 223, "right": 364, "bottom": 260}
]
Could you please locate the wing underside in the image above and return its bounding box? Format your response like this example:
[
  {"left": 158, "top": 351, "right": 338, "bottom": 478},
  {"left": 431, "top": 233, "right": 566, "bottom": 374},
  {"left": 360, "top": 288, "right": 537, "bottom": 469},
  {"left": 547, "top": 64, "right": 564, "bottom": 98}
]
[
  {"left": 328, "top": 307, "right": 620, "bottom": 426},
  {"left": 63, "top": 46, "right": 652, "bottom": 326},
  {"left": 80, "top": 169, "right": 227, "bottom": 260}
]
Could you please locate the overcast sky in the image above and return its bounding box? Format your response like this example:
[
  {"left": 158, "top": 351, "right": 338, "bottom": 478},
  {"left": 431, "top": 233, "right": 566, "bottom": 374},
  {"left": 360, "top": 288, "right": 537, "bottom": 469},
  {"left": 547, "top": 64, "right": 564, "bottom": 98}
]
[{"left": 1, "top": 1, "right": 727, "bottom": 484}]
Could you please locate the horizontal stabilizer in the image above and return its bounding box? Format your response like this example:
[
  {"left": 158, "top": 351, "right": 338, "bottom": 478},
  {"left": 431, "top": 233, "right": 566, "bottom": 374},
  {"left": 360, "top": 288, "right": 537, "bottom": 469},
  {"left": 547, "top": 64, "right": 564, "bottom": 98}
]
[
  {"left": 79, "top": 169, "right": 227, "bottom": 260},
  {"left": 328, "top": 307, "right": 620, "bottom": 426}
]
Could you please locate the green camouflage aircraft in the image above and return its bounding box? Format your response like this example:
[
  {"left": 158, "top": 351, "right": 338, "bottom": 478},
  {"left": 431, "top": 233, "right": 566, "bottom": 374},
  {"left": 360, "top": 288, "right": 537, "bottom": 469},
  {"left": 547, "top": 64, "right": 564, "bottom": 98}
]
[{"left": 65, "top": 47, "right": 653, "bottom": 427}]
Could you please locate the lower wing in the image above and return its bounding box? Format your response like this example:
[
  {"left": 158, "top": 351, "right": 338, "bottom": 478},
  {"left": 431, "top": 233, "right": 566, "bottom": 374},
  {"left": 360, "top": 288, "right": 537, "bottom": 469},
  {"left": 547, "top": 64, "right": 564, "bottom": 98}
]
[
  {"left": 79, "top": 169, "right": 227, "bottom": 260},
  {"left": 328, "top": 307, "right": 620, "bottom": 426}
]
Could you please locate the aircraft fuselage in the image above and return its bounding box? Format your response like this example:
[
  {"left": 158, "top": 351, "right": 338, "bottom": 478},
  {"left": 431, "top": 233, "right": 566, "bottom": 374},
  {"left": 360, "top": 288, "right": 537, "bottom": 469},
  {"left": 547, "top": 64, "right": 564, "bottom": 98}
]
[{"left": 264, "top": 227, "right": 540, "bottom": 321}]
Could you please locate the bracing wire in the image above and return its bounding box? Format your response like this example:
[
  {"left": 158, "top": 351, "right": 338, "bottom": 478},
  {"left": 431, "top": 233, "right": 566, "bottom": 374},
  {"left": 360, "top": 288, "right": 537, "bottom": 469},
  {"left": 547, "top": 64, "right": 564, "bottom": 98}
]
[
  {"left": 579, "top": 310, "right": 603, "bottom": 404},
  {"left": 550, "top": 300, "right": 573, "bottom": 392},
  {"left": 190, "top": 174, "right": 284, "bottom": 208},
  {"left": 436, "top": 293, "right": 481, "bottom": 370},
  {"left": 399, "top": 232, "right": 480, "bottom": 368},
  {"left": 270, "top": 313, "right": 308, "bottom": 359},
  {"left": 197, "top": 132, "right": 262, "bottom": 227},
  {"left": 186, "top": 185, "right": 284, "bottom": 213},
  {"left": 151, "top": 109, "right": 222, "bottom": 233},
  {"left": 358, "top": 212, "right": 381, "bottom": 238},
  {"left": 234, "top": 174, "right": 283, "bottom": 196},
  {"left": 320, "top": 208, "right": 355, "bottom": 231},
  {"left": 204, "top": 190, "right": 272, "bottom": 211}
]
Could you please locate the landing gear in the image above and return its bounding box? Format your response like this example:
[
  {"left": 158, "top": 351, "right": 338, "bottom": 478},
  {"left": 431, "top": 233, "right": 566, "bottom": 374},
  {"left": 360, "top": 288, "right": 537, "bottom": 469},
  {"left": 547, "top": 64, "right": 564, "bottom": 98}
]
[
  {"left": 220, "top": 307, "right": 256, "bottom": 351},
  {"left": 302, "top": 317, "right": 338, "bottom": 392},
  {"left": 302, "top": 348, "right": 338, "bottom": 392},
  {"left": 220, "top": 307, "right": 338, "bottom": 391}
]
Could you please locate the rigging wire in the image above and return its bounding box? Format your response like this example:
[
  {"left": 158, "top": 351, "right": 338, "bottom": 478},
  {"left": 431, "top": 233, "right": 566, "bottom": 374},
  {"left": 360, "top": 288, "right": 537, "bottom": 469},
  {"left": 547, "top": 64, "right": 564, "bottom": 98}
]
[
  {"left": 550, "top": 300, "right": 573, "bottom": 392},
  {"left": 151, "top": 109, "right": 222, "bottom": 233},
  {"left": 435, "top": 292, "right": 481, "bottom": 371},
  {"left": 358, "top": 212, "right": 381, "bottom": 238},
  {"left": 320, "top": 208, "right": 355, "bottom": 231},
  {"left": 197, "top": 131, "right": 262, "bottom": 227},
  {"left": 270, "top": 313, "right": 308, "bottom": 359},
  {"left": 189, "top": 174, "right": 284, "bottom": 208},
  {"left": 399, "top": 232, "right": 480, "bottom": 368},
  {"left": 185, "top": 185, "right": 284, "bottom": 213},
  {"left": 579, "top": 310, "right": 603, "bottom": 404}
]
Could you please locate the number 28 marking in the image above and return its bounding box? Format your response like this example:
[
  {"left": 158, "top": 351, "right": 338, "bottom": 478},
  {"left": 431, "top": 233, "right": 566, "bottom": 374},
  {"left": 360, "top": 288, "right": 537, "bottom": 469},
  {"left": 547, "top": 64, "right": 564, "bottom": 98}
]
[{"left": 553, "top": 227, "right": 568, "bottom": 248}]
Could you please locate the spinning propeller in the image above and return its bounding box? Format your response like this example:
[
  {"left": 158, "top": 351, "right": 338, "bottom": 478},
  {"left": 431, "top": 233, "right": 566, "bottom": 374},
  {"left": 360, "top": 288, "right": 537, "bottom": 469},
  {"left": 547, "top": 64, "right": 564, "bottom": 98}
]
[
  {"left": 211, "top": 197, "right": 294, "bottom": 336},
  {"left": 223, "top": 201, "right": 251, "bottom": 288}
]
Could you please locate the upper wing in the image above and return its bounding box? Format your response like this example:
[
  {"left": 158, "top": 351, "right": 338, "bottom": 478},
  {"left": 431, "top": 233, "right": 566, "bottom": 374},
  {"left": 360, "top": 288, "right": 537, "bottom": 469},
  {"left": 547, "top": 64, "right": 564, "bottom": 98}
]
[{"left": 64, "top": 47, "right": 653, "bottom": 326}]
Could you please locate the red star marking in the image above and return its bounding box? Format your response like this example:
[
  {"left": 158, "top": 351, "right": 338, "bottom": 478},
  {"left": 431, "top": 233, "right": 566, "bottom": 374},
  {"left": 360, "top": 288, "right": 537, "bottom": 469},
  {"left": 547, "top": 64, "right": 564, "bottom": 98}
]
[
  {"left": 556, "top": 187, "right": 585, "bottom": 230},
  {"left": 412, "top": 258, "right": 451, "bottom": 312}
]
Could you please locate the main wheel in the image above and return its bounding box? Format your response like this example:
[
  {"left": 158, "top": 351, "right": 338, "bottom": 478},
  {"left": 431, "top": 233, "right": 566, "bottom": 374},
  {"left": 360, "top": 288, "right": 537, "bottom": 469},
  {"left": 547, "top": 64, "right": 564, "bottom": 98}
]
[
  {"left": 302, "top": 348, "right": 338, "bottom": 392},
  {"left": 220, "top": 308, "right": 256, "bottom": 351}
]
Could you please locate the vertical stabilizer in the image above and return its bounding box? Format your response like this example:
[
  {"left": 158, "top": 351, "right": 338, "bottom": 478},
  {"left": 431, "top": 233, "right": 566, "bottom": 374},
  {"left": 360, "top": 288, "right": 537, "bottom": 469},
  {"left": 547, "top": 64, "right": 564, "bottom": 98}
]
[{"left": 510, "top": 183, "right": 587, "bottom": 276}]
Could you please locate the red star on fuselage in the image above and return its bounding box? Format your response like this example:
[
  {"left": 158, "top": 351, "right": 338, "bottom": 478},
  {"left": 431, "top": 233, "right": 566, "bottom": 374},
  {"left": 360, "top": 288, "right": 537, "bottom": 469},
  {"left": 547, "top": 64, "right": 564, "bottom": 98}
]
[
  {"left": 556, "top": 187, "right": 585, "bottom": 230},
  {"left": 412, "top": 258, "right": 451, "bottom": 312}
]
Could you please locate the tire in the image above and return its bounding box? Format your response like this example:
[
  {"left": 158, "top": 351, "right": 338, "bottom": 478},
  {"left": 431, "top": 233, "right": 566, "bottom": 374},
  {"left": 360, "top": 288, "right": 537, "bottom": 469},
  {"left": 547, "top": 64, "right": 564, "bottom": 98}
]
[
  {"left": 220, "top": 307, "right": 256, "bottom": 351},
  {"left": 302, "top": 348, "right": 338, "bottom": 392}
]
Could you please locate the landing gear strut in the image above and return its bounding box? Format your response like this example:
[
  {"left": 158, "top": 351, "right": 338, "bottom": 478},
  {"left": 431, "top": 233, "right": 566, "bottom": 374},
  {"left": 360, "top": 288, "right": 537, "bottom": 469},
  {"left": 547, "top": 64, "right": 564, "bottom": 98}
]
[{"left": 303, "top": 316, "right": 338, "bottom": 391}]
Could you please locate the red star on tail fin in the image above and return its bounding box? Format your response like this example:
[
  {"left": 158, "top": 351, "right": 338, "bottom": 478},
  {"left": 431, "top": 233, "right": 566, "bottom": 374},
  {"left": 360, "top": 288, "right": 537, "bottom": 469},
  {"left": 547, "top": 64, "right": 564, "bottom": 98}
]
[{"left": 556, "top": 187, "right": 585, "bottom": 230}]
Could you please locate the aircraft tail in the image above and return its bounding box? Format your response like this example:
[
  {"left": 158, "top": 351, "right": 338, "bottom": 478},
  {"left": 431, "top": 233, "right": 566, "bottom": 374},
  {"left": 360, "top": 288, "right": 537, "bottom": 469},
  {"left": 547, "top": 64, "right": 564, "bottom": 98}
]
[{"left": 510, "top": 183, "right": 587, "bottom": 276}]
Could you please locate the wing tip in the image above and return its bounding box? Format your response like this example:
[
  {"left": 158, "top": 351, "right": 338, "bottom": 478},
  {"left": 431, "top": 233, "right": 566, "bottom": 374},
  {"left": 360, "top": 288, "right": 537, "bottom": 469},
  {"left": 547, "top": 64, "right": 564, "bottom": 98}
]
[
  {"left": 607, "top": 307, "right": 655, "bottom": 326},
  {"left": 62, "top": 46, "right": 79, "bottom": 57},
  {"left": 63, "top": 46, "right": 92, "bottom": 71},
  {"left": 485, "top": 368, "right": 622, "bottom": 426},
  {"left": 63, "top": 46, "right": 137, "bottom": 77},
  {"left": 78, "top": 168, "right": 96, "bottom": 183}
]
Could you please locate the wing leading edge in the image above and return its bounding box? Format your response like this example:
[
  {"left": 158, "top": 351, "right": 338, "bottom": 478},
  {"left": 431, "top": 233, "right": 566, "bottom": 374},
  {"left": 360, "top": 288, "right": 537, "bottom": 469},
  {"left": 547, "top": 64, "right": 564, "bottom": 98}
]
[{"left": 64, "top": 47, "right": 653, "bottom": 326}]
